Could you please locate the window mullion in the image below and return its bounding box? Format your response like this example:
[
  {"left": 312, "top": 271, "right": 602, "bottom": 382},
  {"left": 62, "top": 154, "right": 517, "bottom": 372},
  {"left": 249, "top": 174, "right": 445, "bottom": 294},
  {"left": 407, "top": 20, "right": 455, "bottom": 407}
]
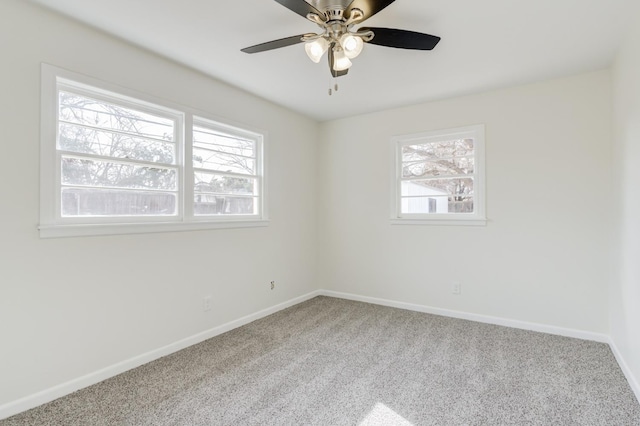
[
  {"left": 401, "top": 155, "right": 474, "bottom": 165},
  {"left": 59, "top": 151, "right": 176, "bottom": 169},
  {"left": 255, "top": 175, "right": 262, "bottom": 197},
  {"left": 60, "top": 184, "right": 179, "bottom": 194},
  {"left": 55, "top": 151, "right": 62, "bottom": 221},
  {"left": 59, "top": 119, "right": 176, "bottom": 145},
  {"left": 192, "top": 145, "right": 256, "bottom": 160},
  {"left": 257, "top": 137, "right": 265, "bottom": 217},
  {"left": 183, "top": 114, "right": 193, "bottom": 221},
  {"left": 401, "top": 195, "right": 450, "bottom": 199},
  {"left": 192, "top": 168, "right": 257, "bottom": 180},
  {"left": 400, "top": 174, "right": 475, "bottom": 181}
]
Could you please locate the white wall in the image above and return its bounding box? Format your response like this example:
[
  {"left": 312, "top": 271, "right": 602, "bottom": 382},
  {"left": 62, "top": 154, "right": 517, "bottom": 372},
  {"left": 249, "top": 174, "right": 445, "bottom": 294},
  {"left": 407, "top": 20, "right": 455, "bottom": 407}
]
[
  {"left": 0, "top": 0, "right": 318, "bottom": 408},
  {"left": 611, "top": 7, "right": 640, "bottom": 397},
  {"left": 318, "top": 71, "right": 612, "bottom": 334}
]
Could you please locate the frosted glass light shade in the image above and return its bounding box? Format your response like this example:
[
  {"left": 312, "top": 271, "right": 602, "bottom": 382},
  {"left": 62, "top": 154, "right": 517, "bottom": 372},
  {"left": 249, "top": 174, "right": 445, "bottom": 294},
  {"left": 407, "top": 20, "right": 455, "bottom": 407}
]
[
  {"left": 340, "top": 34, "right": 364, "bottom": 59},
  {"left": 305, "top": 38, "right": 329, "bottom": 63},
  {"left": 332, "top": 48, "right": 352, "bottom": 71}
]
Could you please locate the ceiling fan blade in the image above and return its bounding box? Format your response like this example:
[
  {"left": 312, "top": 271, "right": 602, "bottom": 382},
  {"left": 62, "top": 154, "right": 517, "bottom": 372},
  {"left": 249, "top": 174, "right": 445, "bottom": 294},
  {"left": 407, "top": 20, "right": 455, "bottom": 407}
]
[
  {"left": 328, "top": 48, "right": 349, "bottom": 78},
  {"left": 345, "top": 0, "right": 396, "bottom": 21},
  {"left": 241, "top": 34, "right": 312, "bottom": 54},
  {"left": 273, "top": 0, "right": 323, "bottom": 19},
  {"left": 362, "top": 27, "right": 441, "bottom": 50}
]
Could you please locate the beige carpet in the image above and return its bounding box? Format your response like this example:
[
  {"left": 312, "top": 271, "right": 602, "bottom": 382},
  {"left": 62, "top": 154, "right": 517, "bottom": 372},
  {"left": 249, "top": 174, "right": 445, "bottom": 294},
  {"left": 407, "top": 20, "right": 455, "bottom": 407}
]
[{"left": 3, "top": 296, "right": 640, "bottom": 425}]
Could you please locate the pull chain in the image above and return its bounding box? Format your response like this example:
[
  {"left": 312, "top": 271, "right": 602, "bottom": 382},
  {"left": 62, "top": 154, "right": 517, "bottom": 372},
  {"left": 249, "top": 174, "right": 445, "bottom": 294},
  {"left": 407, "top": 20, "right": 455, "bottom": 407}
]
[{"left": 328, "top": 78, "right": 339, "bottom": 96}]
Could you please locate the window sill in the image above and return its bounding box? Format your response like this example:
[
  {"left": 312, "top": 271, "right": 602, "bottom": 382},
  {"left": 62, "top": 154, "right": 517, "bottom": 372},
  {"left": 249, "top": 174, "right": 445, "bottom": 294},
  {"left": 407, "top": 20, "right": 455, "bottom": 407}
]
[
  {"left": 391, "top": 217, "right": 487, "bottom": 227},
  {"left": 39, "top": 219, "right": 269, "bottom": 238}
]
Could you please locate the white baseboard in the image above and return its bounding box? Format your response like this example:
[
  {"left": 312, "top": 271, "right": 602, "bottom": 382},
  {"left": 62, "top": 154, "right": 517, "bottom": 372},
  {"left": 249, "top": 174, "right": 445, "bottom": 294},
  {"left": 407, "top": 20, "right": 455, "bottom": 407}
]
[
  {"left": 319, "top": 290, "right": 610, "bottom": 343},
  {"left": 327, "top": 289, "right": 638, "bottom": 402},
  {"left": 3, "top": 289, "right": 634, "bottom": 420},
  {"left": 0, "top": 290, "right": 322, "bottom": 420},
  {"left": 607, "top": 338, "right": 640, "bottom": 404},
  {"left": 322, "top": 290, "right": 639, "bottom": 404}
]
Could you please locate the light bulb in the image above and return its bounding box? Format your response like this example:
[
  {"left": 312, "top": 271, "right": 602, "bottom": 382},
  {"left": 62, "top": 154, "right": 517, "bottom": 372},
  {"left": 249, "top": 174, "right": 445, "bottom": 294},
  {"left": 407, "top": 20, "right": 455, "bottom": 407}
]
[
  {"left": 304, "top": 38, "right": 329, "bottom": 63},
  {"left": 332, "top": 48, "right": 352, "bottom": 71},
  {"left": 340, "top": 34, "right": 364, "bottom": 59}
]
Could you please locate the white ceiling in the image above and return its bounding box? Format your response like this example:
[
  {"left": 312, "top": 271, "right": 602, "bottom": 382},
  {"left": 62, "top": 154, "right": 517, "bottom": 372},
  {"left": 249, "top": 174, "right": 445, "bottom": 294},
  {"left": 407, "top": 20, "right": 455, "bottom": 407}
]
[{"left": 30, "top": 0, "right": 634, "bottom": 122}]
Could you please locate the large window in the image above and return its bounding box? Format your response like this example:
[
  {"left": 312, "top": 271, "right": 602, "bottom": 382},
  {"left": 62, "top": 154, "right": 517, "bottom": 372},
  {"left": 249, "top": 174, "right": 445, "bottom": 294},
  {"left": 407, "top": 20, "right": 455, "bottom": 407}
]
[
  {"left": 40, "top": 65, "right": 267, "bottom": 237},
  {"left": 391, "top": 125, "right": 486, "bottom": 225},
  {"left": 57, "top": 87, "right": 180, "bottom": 219}
]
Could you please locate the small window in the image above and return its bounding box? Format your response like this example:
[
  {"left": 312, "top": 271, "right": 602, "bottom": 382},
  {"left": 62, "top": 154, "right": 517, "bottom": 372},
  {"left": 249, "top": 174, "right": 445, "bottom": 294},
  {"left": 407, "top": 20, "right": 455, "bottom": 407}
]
[
  {"left": 391, "top": 125, "right": 486, "bottom": 226},
  {"left": 192, "top": 119, "right": 262, "bottom": 217},
  {"left": 40, "top": 64, "right": 267, "bottom": 238}
]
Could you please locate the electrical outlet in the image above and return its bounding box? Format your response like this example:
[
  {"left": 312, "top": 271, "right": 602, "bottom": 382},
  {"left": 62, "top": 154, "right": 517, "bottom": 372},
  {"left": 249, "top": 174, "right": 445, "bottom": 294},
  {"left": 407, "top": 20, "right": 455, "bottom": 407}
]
[
  {"left": 203, "top": 296, "right": 212, "bottom": 312},
  {"left": 452, "top": 281, "right": 461, "bottom": 295},
  {"left": 270, "top": 281, "right": 275, "bottom": 290}
]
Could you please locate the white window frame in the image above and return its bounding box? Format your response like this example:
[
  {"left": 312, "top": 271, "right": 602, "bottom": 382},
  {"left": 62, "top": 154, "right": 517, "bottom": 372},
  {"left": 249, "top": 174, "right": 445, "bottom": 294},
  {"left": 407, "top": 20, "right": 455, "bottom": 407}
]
[
  {"left": 190, "top": 116, "right": 265, "bottom": 221},
  {"left": 390, "top": 124, "right": 486, "bottom": 226},
  {"left": 39, "top": 64, "right": 268, "bottom": 238}
]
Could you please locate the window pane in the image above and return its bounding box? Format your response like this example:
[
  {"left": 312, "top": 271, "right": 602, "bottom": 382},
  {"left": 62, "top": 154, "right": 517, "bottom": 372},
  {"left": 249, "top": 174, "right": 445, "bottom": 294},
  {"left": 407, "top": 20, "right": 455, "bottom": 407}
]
[
  {"left": 194, "top": 195, "right": 256, "bottom": 216},
  {"left": 402, "top": 138, "right": 474, "bottom": 161},
  {"left": 59, "top": 91, "right": 174, "bottom": 141},
  {"left": 62, "top": 188, "right": 177, "bottom": 216},
  {"left": 192, "top": 147, "right": 255, "bottom": 175},
  {"left": 448, "top": 196, "right": 474, "bottom": 213},
  {"left": 402, "top": 178, "right": 474, "bottom": 196},
  {"left": 62, "top": 157, "right": 177, "bottom": 191},
  {"left": 59, "top": 123, "right": 175, "bottom": 164},
  {"left": 194, "top": 172, "right": 255, "bottom": 195},
  {"left": 402, "top": 157, "right": 474, "bottom": 178},
  {"left": 401, "top": 178, "right": 474, "bottom": 214},
  {"left": 193, "top": 125, "right": 254, "bottom": 157},
  {"left": 401, "top": 196, "right": 448, "bottom": 214}
]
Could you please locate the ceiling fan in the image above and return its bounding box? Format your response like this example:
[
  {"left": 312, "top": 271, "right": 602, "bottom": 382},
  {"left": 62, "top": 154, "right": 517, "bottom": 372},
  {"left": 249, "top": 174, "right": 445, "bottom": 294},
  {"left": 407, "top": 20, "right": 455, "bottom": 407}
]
[{"left": 241, "top": 0, "right": 441, "bottom": 78}]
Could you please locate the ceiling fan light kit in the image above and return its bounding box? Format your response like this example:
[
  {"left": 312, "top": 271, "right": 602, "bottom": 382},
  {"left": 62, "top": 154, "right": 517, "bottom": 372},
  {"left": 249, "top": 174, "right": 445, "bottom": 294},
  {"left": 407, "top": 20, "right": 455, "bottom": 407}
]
[
  {"left": 241, "top": 0, "right": 441, "bottom": 78},
  {"left": 304, "top": 37, "right": 329, "bottom": 63},
  {"left": 331, "top": 48, "right": 352, "bottom": 71},
  {"left": 340, "top": 33, "right": 364, "bottom": 58}
]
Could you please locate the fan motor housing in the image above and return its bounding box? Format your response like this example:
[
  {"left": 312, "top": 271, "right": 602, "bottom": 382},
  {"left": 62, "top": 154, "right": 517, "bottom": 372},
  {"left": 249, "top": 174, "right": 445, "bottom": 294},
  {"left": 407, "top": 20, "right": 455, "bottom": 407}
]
[{"left": 307, "top": 0, "right": 350, "bottom": 17}]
